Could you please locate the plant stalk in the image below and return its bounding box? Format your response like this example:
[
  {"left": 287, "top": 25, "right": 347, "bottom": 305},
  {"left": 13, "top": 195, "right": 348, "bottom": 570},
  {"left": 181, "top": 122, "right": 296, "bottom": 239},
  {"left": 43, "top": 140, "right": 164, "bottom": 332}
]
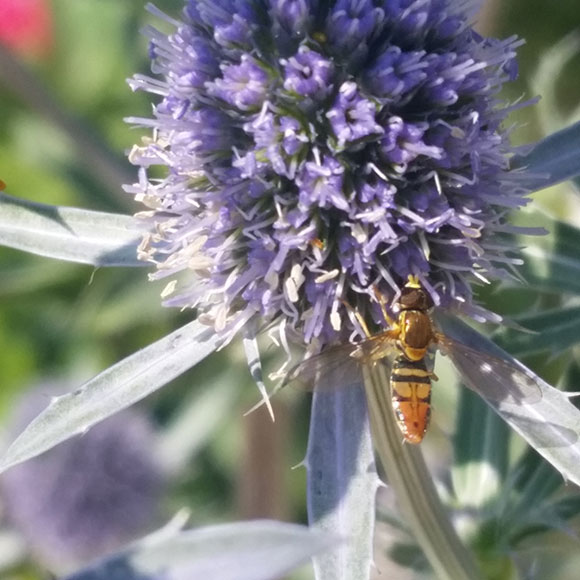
[{"left": 362, "top": 363, "right": 482, "bottom": 580}]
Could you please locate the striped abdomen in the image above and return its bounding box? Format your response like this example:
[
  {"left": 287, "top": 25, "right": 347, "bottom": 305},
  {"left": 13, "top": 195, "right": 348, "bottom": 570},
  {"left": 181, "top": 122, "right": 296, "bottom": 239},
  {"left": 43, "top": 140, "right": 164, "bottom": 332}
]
[{"left": 390, "top": 356, "right": 432, "bottom": 444}]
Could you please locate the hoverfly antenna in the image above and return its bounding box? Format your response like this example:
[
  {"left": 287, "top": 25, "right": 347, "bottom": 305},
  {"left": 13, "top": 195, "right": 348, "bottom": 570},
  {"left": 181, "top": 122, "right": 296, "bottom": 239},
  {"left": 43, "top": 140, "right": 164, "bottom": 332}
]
[{"left": 405, "top": 275, "right": 421, "bottom": 289}]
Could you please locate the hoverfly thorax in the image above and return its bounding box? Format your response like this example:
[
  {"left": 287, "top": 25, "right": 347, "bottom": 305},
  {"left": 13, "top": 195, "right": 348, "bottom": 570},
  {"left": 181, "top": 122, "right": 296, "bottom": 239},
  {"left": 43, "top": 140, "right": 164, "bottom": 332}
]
[{"left": 395, "top": 277, "right": 434, "bottom": 361}]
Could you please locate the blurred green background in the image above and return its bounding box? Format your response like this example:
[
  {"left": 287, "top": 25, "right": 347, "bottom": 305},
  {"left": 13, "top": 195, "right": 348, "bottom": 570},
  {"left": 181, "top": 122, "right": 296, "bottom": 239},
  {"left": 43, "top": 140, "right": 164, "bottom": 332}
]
[{"left": 0, "top": 0, "right": 579, "bottom": 578}]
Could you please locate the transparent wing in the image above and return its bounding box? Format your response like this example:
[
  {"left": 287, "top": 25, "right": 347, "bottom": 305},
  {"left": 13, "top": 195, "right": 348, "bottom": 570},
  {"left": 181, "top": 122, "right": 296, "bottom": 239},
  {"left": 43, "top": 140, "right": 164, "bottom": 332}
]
[
  {"left": 283, "top": 334, "right": 398, "bottom": 392},
  {"left": 436, "top": 334, "right": 542, "bottom": 405}
]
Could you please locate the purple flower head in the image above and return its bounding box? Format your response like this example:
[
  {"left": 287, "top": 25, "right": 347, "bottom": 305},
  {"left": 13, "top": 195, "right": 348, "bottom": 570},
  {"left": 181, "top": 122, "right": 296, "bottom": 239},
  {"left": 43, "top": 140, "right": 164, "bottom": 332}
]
[
  {"left": 1, "top": 387, "right": 165, "bottom": 574},
  {"left": 127, "top": 0, "right": 533, "bottom": 355}
]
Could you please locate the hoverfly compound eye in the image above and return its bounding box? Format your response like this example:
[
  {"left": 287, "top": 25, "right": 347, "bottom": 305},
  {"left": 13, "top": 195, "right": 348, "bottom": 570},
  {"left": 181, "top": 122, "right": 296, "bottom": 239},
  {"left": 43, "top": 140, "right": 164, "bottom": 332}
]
[
  {"left": 399, "top": 276, "right": 432, "bottom": 310},
  {"left": 399, "top": 287, "right": 428, "bottom": 310}
]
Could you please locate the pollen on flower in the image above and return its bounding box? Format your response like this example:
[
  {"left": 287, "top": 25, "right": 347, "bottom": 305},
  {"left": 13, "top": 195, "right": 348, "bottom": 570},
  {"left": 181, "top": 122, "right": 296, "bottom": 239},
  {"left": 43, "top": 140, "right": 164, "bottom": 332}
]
[
  {"left": 126, "top": 0, "right": 535, "bottom": 357},
  {"left": 161, "top": 279, "right": 178, "bottom": 298}
]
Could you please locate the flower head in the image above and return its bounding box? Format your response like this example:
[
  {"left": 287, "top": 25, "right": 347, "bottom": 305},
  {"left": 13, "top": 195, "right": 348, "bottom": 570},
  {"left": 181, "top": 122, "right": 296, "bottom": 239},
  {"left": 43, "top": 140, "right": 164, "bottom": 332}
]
[
  {"left": 1, "top": 389, "right": 165, "bottom": 573},
  {"left": 127, "top": 0, "right": 530, "bottom": 353}
]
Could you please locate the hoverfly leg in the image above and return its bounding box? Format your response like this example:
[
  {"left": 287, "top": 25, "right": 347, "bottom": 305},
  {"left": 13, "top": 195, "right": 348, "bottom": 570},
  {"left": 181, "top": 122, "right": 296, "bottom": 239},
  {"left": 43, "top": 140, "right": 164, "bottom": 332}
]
[
  {"left": 340, "top": 298, "right": 373, "bottom": 338},
  {"left": 372, "top": 285, "right": 397, "bottom": 328}
]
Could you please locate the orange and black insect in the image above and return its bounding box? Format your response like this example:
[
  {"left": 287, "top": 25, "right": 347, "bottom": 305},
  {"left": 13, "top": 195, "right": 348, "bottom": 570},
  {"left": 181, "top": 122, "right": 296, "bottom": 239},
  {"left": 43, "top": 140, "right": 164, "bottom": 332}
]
[{"left": 284, "top": 275, "right": 541, "bottom": 444}]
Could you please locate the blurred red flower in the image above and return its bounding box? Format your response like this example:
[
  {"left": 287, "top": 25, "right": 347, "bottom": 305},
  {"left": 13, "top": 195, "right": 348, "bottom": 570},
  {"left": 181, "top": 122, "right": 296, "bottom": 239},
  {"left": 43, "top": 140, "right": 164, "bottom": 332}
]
[{"left": 0, "top": 0, "right": 53, "bottom": 59}]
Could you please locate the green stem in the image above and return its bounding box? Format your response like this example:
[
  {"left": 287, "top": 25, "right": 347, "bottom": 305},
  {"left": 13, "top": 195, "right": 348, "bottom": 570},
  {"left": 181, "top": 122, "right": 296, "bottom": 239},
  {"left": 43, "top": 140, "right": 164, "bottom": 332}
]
[{"left": 362, "top": 363, "right": 482, "bottom": 580}]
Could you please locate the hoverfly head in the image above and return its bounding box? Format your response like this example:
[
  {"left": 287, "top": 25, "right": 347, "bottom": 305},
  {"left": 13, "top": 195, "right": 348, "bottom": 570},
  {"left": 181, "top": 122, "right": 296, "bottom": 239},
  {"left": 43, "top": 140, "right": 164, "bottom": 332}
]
[{"left": 399, "top": 275, "right": 431, "bottom": 310}]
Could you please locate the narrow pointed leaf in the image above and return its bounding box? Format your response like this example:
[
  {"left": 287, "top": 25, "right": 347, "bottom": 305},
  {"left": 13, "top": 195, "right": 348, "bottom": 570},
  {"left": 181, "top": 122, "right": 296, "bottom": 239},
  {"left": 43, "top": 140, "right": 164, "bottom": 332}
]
[
  {"left": 509, "top": 359, "right": 580, "bottom": 515},
  {"left": 530, "top": 33, "right": 580, "bottom": 134},
  {"left": 0, "top": 192, "right": 147, "bottom": 266},
  {"left": 520, "top": 219, "right": 580, "bottom": 295},
  {"left": 63, "top": 520, "right": 339, "bottom": 580},
  {"left": 507, "top": 210, "right": 580, "bottom": 296},
  {"left": 549, "top": 495, "right": 580, "bottom": 522},
  {"left": 452, "top": 387, "right": 510, "bottom": 508},
  {"left": 243, "top": 335, "right": 275, "bottom": 421},
  {"left": 437, "top": 313, "right": 580, "bottom": 487},
  {"left": 512, "top": 120, "right": 580, "bottom": 190},
  {"left": 495, "top": 306, "right": 580, "bottom": 356},
  {"left": 509, "top": 452, "right": 565, "bottom": 526},
  {"left": 0, "top": 320, "right": 219, "bottom": 472},
  {"left": 307, "top": 386, "right": 378, "bottom": 580}
]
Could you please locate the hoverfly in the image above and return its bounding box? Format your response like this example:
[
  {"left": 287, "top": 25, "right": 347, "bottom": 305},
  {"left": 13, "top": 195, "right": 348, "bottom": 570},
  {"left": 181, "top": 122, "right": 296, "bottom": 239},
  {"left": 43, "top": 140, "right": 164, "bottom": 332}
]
[{"left": 284, "top": 275, "right": 541, "bottom": 444}]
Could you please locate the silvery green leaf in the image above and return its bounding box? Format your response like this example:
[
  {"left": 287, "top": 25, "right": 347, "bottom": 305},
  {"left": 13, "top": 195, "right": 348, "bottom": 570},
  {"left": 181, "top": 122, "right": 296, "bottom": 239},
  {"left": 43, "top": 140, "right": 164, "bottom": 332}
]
[
  {"left": 509, "top": 452, "right": 565, "bottom": 526},
  {"left": 495, "top": 306, "right": 580, "bottom": 356},
  {"left": 0, "top": 320, "right": 219, "bottom": 472},
  {"left": 307, "top": 387, "right": 378, "bottom": 580},
  {"left": 502, "top": 490, "right": 580, "bottom": 543},
  {"left": 63, "top": 520, "right": 338, "bottom": 580},
  {"left": 452, "top": 388, "right": 509, "bottom": 508},
  {"left": 243, "top": 334, "right": 275, "bottom": 421},
  {"left": 509, "top": 360, "right": 580, "bottom": 516},
  {"left": 531, "top": 33, "right": 580, "bottom": 133},
  {"left": 0, "top": 192, "right": 146, "bottom": 266},
  {"left": 437, "top": 313, "right": 580, "bottom": 487},
  {"left": 518, "top": 216, "right": 580, "bottom": 295},
  {"left": 512, "top": 120, "right": 580, "bottom": 190},
  {"left": 549, "top": 495, "right": 580, "bottom": 521}
]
